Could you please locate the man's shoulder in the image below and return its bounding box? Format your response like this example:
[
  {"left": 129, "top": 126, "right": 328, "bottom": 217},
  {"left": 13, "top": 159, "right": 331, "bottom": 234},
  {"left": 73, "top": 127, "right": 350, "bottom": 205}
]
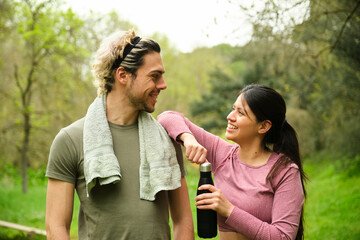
[
  {"left": 62, "top": 117, "right": 85, "bottom": 135},
  {"left": 55, "top": 117, "right": 85, "bottom": 145}
]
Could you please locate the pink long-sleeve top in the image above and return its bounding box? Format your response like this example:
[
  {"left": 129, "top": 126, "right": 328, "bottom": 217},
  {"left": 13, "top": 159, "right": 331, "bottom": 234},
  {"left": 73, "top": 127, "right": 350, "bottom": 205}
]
[{"left": 157, "top": 111, "right": 304, "bottom": 240}]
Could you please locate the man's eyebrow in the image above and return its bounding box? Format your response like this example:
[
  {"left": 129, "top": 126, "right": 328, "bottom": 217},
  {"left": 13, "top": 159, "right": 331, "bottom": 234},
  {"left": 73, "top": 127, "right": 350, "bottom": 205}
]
[{"left": 149, "top": 70, "right": 165, "bottom": 75}]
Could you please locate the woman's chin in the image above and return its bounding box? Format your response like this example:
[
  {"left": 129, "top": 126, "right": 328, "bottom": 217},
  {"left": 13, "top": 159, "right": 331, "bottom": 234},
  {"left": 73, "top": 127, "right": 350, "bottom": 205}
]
[{"left": 225, "top": 132, "right": 232, "bottom": 141}]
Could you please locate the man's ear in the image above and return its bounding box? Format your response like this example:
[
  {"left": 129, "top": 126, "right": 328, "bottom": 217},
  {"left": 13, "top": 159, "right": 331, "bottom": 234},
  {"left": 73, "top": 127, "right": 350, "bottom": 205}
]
[
  {"left": 258, "top": 120, "right": 272, "bottom": 134},
  {"left": 115, "top": 67, "right": 128, "bottom": 85}
]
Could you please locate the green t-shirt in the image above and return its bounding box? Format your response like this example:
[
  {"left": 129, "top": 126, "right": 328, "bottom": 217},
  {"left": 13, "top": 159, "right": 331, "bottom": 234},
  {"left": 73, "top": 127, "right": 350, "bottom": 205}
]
[{"left": 46, "top": 118, "right": 186, "bottom": 240}]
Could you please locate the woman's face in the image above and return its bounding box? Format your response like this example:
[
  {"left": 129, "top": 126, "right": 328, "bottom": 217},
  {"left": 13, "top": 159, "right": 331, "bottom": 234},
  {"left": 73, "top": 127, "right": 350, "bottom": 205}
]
[{"left": 225, "top": 94, "right": 260, "bottom": 144}]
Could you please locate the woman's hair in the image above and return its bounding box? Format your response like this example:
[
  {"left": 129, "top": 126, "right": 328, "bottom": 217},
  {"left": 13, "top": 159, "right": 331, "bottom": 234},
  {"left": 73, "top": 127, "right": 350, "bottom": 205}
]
[
  {"left": 92, "top": 29, "right": 161, "bottom": 96},
  {"left": 239, "top": 84, "right": 307, "bottom": 240}
]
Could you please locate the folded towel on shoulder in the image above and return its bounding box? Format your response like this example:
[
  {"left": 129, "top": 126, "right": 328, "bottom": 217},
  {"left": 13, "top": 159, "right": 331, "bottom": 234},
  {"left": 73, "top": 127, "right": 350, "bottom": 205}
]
[{"left": 83, "top": 95, "right": 181, "bottom": 201}]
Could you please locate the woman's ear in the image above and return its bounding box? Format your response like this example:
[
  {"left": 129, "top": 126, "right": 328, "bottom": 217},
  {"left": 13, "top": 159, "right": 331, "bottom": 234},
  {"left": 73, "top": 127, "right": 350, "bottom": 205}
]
[
  {"left": 258, "top": 120, "right": 272, "bottom": 134},
  {"left": 115, "top": 67, "right": 128, "bottom": 85}
]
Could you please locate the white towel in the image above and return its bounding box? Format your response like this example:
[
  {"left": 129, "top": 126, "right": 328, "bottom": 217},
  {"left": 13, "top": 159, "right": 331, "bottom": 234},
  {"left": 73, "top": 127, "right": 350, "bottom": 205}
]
[{"left": 83, "top": 95, "right": 181, "bottom": 200}]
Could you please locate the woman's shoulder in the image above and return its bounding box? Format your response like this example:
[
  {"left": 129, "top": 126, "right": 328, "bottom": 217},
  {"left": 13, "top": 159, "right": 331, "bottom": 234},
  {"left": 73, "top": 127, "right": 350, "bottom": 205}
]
[
  {"left": 269, "top": 153, "right": 299, "bottom": 169},
  {"left": 269, "top": 153, "right": 301, "bottom": 187}
]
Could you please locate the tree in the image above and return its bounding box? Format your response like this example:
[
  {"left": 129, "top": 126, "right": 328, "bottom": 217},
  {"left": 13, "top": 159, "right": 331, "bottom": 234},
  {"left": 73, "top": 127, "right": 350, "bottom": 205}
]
[
  {"left": 188, "top": 45, "right": 245, "bottom": 134},
  {"left": 155, "top": 45, "right": 232, "bottom": 116},
  {"left": 192, "top": 0, "right": 360, "bottom": 157},
  {"left": 235, "top": 0, "right": 360, "bottom": 155},
  {"left": 2, "top": 0, "right": 90, "bottom": 193}
]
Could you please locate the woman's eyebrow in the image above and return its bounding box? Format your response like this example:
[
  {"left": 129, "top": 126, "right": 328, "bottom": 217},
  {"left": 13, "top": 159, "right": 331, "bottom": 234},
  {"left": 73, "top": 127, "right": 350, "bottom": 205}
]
[{"left": 235, "top": 105, "right": 248, "bottom": 116}]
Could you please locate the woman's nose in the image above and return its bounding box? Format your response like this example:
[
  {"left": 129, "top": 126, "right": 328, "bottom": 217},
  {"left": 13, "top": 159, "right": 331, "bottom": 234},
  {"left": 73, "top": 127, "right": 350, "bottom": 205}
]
[{"left": 227, "top": 111, "right": 235, "bottom": 121}]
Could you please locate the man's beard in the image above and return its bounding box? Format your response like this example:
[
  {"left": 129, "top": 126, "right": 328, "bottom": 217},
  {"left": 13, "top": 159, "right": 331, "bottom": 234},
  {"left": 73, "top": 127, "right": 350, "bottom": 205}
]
[{"left": 125, "top": 80, "right": 154, "bottom": 113}]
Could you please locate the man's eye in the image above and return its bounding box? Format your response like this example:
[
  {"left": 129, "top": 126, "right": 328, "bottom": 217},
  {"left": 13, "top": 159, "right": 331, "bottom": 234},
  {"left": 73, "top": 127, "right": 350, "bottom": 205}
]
[{"left": 152, "top": 74, "right": 160, "bottom": 81}]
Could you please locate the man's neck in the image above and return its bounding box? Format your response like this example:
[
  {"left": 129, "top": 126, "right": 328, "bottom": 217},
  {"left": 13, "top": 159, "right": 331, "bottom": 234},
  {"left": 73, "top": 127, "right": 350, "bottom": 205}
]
[{"left": 105, "top": 92, "right": 139, "bottom": 125}]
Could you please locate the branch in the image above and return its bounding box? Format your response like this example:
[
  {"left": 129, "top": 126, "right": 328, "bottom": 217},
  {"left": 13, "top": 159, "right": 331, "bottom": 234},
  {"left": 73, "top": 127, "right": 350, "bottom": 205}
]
[
  {"left": 14, "top": 64, "right": 24, "bottom": 95},
  {"left": 312, "top": 0, "right": 360, "bottom": 58},
  {"left": 331, "top": 0, "right": 360, "bottom": 51},
  {"left": 0, "top": 220, "right": 46, "bottom": 236},
  {"left": 309, "top": 9, "right": 353, "bottom": 21}
]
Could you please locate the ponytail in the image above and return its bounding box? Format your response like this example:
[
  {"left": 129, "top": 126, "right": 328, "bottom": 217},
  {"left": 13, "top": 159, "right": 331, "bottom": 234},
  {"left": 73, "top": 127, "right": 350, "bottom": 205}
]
[
  {"left": 270, "top": 121, "right": 306, "bottom": 195},
  {"left": 269, "top": 121, "right": 307, "bottom": 240}
]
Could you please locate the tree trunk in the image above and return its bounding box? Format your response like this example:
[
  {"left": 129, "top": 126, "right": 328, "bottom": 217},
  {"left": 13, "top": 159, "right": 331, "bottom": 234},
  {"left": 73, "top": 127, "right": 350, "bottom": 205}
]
[{"left": 21, "top": 111, "right": 30, "bottom": 194}]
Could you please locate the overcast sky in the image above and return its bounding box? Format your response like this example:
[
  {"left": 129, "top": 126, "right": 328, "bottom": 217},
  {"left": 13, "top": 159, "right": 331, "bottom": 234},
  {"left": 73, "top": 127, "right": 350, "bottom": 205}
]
[{"left": 64, "top": 0, "right": 253, "bottom": 52}]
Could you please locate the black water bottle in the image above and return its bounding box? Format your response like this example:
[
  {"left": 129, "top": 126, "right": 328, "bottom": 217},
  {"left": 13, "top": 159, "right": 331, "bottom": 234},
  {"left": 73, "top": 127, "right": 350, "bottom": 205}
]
[{"left": 197, "top": 162, "right": 217, "bottom": 238}]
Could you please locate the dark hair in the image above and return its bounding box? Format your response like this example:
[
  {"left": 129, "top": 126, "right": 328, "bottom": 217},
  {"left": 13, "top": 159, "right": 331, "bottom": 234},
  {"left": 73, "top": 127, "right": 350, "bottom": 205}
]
[
  {"left": 119, "top": 38, "right": 161, "bottom": 77},
  {"left": 93, "top": 30, "right": 161, "bottom": 96},
  {"left": 103, "top": 38, "right": 161, "bottom": 93},
  {"left": 240, "top": 84, "right": 307, "bottom": 240}
]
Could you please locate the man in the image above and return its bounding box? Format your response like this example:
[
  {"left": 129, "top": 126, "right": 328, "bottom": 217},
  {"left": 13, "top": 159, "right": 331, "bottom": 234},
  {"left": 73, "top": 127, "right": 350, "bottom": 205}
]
[{"left": 45, "top": 30, "right": 194, "bottom": 240}]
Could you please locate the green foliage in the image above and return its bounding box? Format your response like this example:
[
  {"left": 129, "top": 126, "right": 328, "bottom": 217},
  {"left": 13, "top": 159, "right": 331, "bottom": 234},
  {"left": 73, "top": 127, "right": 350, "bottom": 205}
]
[
  {"left": 155, "top": 46, "right": 231, "bottom": 116},
  {"left": 0, "top": 0, "right": 137, "bottom": 170},
  {"left": 190, "top": 70, "right": 243, "bottom": 132}
]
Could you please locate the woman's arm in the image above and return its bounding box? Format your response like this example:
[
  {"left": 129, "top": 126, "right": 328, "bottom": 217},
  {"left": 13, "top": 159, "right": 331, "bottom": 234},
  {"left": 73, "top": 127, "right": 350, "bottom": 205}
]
[
  {"left": 158, "top": 111, "right": 232, "bottom": 168},
  {"left": 178, "top": 133, "right": 207, "bottom": 164}
]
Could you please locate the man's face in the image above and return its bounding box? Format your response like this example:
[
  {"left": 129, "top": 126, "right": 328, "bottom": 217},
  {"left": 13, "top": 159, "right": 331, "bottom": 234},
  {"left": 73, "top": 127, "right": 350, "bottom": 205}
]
[{"left": 125, "top": 52, "right": 166, "bottom": 113}]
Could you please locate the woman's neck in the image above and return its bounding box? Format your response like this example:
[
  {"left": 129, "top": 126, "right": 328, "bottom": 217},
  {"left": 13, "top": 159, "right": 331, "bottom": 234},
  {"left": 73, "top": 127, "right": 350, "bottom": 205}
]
[{"left": 237, "top": 141, "right": 271, "bottom": 166}]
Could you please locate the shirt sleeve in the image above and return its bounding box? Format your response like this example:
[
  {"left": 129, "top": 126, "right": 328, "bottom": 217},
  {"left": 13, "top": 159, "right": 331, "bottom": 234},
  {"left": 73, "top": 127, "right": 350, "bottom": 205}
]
[
  {"left": 157, "top": 111, "right": 233, "bottom": 170},
  {"left": 225, "top": 167, "right": 304, "bottom": 240},
  {"left": 172, "top": 139, "right": 186, "bottom": 177},
  {"left": 46, "top": 129, "right": 79, "bottom": 184}
]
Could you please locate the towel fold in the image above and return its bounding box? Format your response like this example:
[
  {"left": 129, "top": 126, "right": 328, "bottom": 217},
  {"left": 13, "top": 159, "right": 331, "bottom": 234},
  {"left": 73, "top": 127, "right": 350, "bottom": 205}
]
[{"left": 83, "top": 95, "right": 181, "bottom": 200}]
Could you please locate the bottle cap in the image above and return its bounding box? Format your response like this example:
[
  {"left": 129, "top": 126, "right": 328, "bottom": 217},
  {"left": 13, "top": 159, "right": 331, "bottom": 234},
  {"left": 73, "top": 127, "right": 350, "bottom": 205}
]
[{"left": 200, "top": 162, "right": 212, "bottom": 172}]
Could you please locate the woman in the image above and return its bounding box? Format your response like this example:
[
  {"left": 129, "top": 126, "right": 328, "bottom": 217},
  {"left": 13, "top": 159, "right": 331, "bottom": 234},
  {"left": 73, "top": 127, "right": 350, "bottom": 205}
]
[{"left": 157, "top": 84, "right": 306, "bottom": 240}]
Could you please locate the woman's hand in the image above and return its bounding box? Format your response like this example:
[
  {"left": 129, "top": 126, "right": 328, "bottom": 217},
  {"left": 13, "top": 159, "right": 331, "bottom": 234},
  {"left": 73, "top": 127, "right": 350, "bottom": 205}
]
[
  {"left": 179, "top": 133, "right": 207, "bottom": 164},
  {"left": 195, "top": 184, "right": 234, "bottom": 218}
]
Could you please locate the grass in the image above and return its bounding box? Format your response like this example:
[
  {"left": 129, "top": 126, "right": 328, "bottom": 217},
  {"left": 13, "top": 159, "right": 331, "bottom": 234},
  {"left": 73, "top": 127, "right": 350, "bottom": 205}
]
[
  {"left": 0, "top": 156, "right": 359, "bottom": 239},
  {"left": 303, "top": 157, "right": 360, "bottom": 239},
  {"left": 0, "top": 166, "right": 47, "bottom": 240}
]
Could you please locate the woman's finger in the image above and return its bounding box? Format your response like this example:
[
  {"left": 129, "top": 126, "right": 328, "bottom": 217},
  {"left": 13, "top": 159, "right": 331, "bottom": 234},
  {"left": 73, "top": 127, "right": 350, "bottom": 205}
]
[
  {"left": 195, "top": 192, "right": 214, "bottom": 201},
  {"left": 193, "top": 149, "right": 207, "bottom": 163},
  {"left": 198, "top": 184, "right": 217, "bottom": 192},
  {"left": 195, "top": 198, "right": 214, "bottom": 206}
]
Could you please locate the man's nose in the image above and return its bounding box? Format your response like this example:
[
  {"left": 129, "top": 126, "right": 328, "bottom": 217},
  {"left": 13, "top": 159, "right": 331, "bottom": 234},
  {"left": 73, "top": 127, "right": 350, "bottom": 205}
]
[{"left": 157, "top": 77, "right": 167, "bottom": 90}]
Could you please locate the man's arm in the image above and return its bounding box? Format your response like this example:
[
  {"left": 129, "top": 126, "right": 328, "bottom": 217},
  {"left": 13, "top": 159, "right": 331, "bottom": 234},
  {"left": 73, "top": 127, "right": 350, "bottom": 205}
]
[
  {"left": 45, "top": 178, "right": 75, "bottom": 240},
  {"left": 169, "top": 177, "right": 195, "bottom": 240}
]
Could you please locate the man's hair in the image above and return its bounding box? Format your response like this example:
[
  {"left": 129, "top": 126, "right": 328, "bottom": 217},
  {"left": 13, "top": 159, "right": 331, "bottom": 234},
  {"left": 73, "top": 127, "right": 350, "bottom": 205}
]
[{"left": 92, "top": 29, "right": 161, "bottom": 96}]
